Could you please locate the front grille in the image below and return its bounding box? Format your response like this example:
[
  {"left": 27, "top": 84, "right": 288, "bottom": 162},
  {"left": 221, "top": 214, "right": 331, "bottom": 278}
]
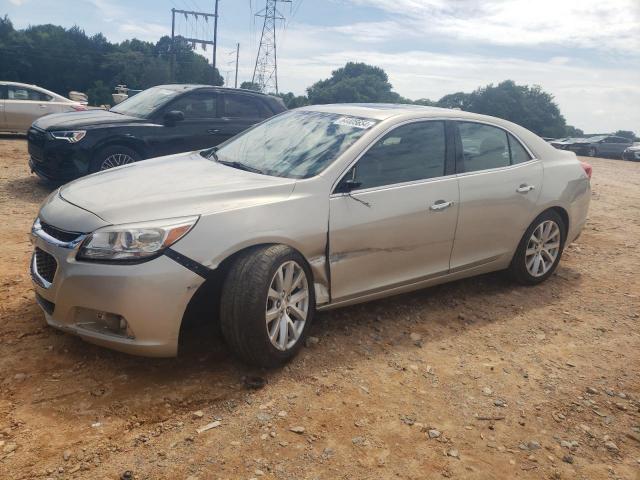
[
  {"left": 34, "top": 248, "right": 57, "bottom": 284},
  {"left": 35, "top": 293, "right": 55, "bottom": 315},
  {"left": 40, "top": 222, "right": 82, "bottom": 243}
]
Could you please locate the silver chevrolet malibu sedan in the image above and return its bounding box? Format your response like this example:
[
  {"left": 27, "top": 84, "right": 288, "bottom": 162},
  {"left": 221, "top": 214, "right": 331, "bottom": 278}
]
[{"left": 30, "top": 104, "right": 591, "bottom": 366}]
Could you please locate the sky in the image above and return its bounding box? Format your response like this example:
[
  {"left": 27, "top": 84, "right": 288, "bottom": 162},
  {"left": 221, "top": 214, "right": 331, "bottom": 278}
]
[{"left": 2, "top": 0, "right": 640, "bottom": 133}]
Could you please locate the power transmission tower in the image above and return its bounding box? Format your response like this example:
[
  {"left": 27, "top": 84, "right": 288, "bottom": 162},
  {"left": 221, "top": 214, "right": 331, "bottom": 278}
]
[
  {"left": 251, "top": 0, "right": 291, "bottom": 94},
  {"left": 170, "top": 7, "right": 219, "bottom": 84}
]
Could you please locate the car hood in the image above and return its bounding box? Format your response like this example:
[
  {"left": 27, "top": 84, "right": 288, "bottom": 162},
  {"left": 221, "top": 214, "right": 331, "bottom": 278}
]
[
  {"left": 33, "top": 109, "right": 149, "bottom": 130},
  {"left": 59, "top": 151, "right": 297, "bottom": 225}
]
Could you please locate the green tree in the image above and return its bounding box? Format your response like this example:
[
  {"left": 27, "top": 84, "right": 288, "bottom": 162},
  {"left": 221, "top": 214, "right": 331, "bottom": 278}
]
[
  {"left": 565, "top": 125, "right": 584, "bottom": 137},
  {"left": 306, "top": 62, "right": 404, "bottom": 105},
  {"left": 614, "top": 130, "right": 636, "bottom": 140},
  {"left": 435, "top": 81, "right": 568, "bottom": 138},
  {"left": 276, "top": 92, "right": 309, "bottom": 109},
  {"left": 436, "top": 92, "right": 471, "bottom": 110},
  {"left": 240, "top": 81, "right": 261, "bottom": 91},
  {"left": 0, "top": 17, "right": 222, "bottom": 106}
]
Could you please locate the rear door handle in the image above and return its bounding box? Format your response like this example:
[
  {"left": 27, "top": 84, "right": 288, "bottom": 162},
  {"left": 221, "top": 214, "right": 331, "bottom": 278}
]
[
  {"left": 208, "top": 128, "right": 220, "bottom": 134},
  {"left": 516, "top": 184, "right": 535, "bottom": 193},
  {"left": 429, "top": 200, "right": 454, "bottom": 211}
]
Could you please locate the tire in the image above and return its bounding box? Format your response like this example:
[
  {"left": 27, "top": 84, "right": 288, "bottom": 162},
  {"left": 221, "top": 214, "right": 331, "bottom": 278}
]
[
  {"left": 588, "top": 147, "right": 597, "bottom": 157},
  {"left": 509, "top": 210, "right": 566, "bottom": 285},
  {"left": 220, "top": 245, "right": 315, "bottom": 367},
  {"left": 90, "top": 145, "right": 140, "bottom": 173}
]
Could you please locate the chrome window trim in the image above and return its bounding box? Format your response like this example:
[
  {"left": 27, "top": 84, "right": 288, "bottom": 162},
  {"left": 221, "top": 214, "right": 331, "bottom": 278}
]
[
  {"left": 329, "top": 171, "right": 458, "bottom": 198},
  {"left": 454, "top": 158, "right": 542, "bottom": 179},
  {"left": 330, "top": 118, "right": 449, "bottom": 194}
]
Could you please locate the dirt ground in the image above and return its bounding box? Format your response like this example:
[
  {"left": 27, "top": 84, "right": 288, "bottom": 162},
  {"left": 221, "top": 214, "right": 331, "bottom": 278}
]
[{"left": 0, "top": 137, "right": 638, "bottom": 480}]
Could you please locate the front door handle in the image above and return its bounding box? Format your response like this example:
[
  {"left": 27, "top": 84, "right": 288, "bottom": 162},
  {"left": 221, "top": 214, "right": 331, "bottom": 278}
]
[
  {"left": 38, "top": 104, "right": 47, "bottom": 109},
  {"left": 208, "top": 128, "right": 220, "bottom": 134},
  {"left": 516, "top": 184, "right": 535, "bottom": 193},
  {"left": 429, "top": 200, "right": 454, "bottom": 211}
]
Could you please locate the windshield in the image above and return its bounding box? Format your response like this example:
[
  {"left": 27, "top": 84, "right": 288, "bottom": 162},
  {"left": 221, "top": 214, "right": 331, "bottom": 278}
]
[
  {"left": 110, "top": 87, "right": 180, "bottom": 118},
  {"left": 212, "top": 110, "right": 377, "bottom": 178}
]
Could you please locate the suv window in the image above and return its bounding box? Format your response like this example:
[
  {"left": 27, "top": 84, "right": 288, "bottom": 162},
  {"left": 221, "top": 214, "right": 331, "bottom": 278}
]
[
  {"left": 458, "top": 122, "right": 510, "bottom": 172},
  {"left": 347, "top": 121, "right": 446, "bottom": 190},
  {"left": 167, "top": 91, "right": 218, "bottom": 120},
  {"left": 223, "top": 94, "right": 267, "bottom": 118},
  {"left": 7, "top": 86, "right": 52, "bottom": 101},
  {"left": 508, "top": 133, "right": 532, "bottom": 164}
]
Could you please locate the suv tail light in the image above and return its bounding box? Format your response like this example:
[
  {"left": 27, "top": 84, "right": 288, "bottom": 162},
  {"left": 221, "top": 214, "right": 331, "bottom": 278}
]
[
  {"left": 580, "top": 160, "right": 592, "bottom": 179},
  {"left": 72, "top": 104, "right": 88, "bottom": 111}
]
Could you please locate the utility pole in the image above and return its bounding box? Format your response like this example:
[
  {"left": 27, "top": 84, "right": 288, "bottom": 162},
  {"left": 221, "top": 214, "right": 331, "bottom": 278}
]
[
  {"left": 170, "top": 8, "right": 176, "bottom": 83},
  {"left": 169, "top": 7, "right": 219, "bottom": 84},
  {"left": 252, "top": 0, "right": 291, "bottom": 94},
  {"left": 234, "top": 43, "right": 240, "bottom": 88},
  {"left": 212, "top": 0, "right": 219, "bottom": 74}
]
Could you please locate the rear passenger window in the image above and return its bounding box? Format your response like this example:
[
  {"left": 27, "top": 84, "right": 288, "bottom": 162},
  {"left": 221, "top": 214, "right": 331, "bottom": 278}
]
[
  {"left": 223, "top": 94, "right": 266, "bottom": 118},
  {"left": 350, "top": 121, "right": 446, "bottom": 190},
  {"left": 458, "top": 122, "right": 509, "bottom": 172},
  {"left": 508, "top": 133, "right": 532, "bottom": 164},
  {"left": 8, "top": 86, "right": 51, "bottom": 101}
]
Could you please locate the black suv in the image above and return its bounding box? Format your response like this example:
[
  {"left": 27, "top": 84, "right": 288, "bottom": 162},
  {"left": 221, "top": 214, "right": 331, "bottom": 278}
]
[{"left": 28, "top": 85, "right": 286, "bottom": 183}]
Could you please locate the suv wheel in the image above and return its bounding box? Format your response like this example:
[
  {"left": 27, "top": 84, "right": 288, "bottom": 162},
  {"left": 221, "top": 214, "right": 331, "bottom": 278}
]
[
  {"left": 220, "top": 245, "right": 315, "bottom": 367},
  {"left": 509, "top": 210, "right": 566, "bottom": 285},
  {"left": 91, "top": 146, "right": 140, "bottom": 172}
]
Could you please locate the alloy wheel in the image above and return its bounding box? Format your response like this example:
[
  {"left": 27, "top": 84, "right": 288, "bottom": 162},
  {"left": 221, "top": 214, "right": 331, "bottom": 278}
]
[
  {"left": 265, "top": 260, "right": 309, "bottom": 351},
  {"left": 525, "top": 220, "right": 561, "bottom": 277},
  {"left": 100, "top": 153, "right": 135, "bottom": 170}
]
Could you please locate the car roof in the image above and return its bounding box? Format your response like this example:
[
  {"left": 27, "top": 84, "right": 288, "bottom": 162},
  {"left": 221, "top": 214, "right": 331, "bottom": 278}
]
[{"left": 154, "top": 84, "right": 278, "bottom": 98}]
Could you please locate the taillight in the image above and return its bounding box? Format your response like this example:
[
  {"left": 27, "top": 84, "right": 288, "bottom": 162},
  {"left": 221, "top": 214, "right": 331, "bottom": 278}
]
[
  {"left": 580, "top": 161, "right": 592, "bottom": 179},
  {"left": 72, "top": 104, "right": 87, "bottom": 111}
]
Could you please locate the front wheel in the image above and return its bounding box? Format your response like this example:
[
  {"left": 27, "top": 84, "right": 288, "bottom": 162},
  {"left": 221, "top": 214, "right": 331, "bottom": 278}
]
[
  {"left": 588, "top": 147, "right": 597, "bottom": 157},
  {"left": 220, "top": 245, "right": 315, "bottom": 367},
  {"left": 509, "top": 210, "right": 566, "bottom": 285},
  {"left": 90, "top": 145, "right": 140, "bottom": 173}
]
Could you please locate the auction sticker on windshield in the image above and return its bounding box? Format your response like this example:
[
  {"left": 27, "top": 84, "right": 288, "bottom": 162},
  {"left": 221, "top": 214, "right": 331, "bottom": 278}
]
[{"left": 333, "top": 117, "right": 377, "bottom": 129}]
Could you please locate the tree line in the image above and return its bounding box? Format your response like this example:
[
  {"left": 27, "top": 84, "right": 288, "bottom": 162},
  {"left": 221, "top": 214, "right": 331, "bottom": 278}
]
[
  {"left": 0, "top": 15, "right": 222, "bottom": 106},
  {"left": 1, "top": 16, "right": 635, "bottom": 140}
]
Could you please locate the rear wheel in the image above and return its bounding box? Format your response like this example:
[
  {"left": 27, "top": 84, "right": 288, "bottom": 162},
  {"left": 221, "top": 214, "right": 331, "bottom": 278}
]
[
  {"left": 220, "top": 245, "right": 314, "bottom": 367},
  {"left": 90, "top": 145, "right": 140, "bottom": 173},
  {"left": 509, "top": 210, "right": 566, "bottom": 285}
]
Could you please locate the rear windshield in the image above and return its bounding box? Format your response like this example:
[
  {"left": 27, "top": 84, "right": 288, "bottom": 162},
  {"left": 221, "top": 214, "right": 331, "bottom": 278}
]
[{"left": 212, "top": 110, "right": 378, "bottom": 178}]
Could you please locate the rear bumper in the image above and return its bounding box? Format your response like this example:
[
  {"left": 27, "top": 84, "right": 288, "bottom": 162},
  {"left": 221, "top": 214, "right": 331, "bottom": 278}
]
[{"left": 30, "top": 221, "right": 205, "bottom": 357}]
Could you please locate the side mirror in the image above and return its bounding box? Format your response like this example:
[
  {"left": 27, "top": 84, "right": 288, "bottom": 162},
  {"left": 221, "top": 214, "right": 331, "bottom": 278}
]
[
  {"left": 163, "top": 110, "right": 185, "bottom": 126},
  {"left": 335, "top": 178, "right": 362, "bottom": 194}
]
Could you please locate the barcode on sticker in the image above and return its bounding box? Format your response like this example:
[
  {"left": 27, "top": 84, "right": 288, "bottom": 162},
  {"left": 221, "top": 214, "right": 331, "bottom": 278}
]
[{"left": 333, "top": 117, "right": 376, "bottom": 129}]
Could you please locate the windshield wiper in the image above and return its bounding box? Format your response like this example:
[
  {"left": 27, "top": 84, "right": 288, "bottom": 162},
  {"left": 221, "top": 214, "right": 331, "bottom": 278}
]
[
  {"left": 217, "top": 159, "right": 266, "bottom": 175},
  {"left": 200, "top": 146, "right": 219, "bottom": 161}
]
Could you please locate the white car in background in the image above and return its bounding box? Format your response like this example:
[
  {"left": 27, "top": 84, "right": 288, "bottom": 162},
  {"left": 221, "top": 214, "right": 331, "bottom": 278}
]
[{"left": 0, "top": 81, "right": 87, "bottom": 134}]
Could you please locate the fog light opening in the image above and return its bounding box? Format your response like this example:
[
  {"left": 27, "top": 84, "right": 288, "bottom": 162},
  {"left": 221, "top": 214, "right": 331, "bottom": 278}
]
[{"left": 95, "top": 312, "right": 133, "bottom": 337}]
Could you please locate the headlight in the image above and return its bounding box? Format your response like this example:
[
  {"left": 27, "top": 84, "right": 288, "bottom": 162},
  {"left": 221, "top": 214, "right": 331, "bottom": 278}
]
[
  {"left": 49, "top": 130, "right": 87, "bottom": 143},
  {"left": 77, "top": 216, "right": 198, "bottom": 261}
]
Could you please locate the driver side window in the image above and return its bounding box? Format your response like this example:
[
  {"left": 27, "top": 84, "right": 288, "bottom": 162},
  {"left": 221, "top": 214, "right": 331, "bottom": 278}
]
[{"left": 345, "top": 121, "right": 446, "bottom": 191}]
